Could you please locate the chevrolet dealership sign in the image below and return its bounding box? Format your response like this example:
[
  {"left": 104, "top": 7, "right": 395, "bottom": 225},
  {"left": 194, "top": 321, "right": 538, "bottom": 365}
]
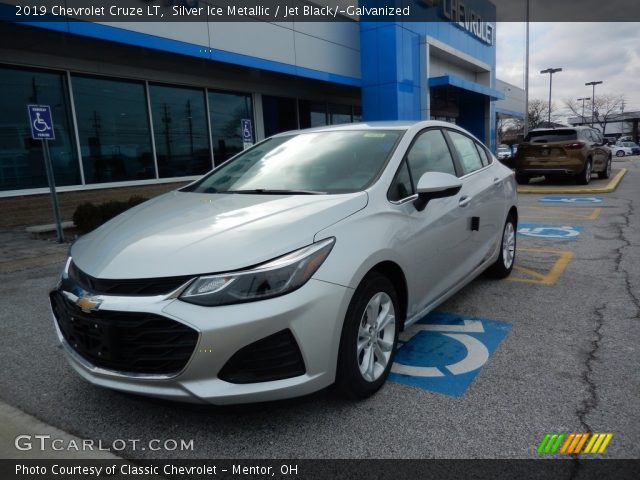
[{"left": 439, "top": 0, "right": 495, "bottom": 45}]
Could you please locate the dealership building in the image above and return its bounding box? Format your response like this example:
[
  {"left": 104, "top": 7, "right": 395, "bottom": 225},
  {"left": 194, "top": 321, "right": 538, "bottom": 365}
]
[{"left": 0, "top": 0, "right": 511, "bottom": 226}]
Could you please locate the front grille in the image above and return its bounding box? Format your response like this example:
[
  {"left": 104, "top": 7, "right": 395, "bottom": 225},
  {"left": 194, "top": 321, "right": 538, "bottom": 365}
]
[
  {"left": 219, "top": 329, "right": 306, "bottom": 384},
  {"left": 68, "top": 261, "right": 193, "bottom": 296},
  {"left": 50, "top": 291, "right": 198, "bottom": 375}
]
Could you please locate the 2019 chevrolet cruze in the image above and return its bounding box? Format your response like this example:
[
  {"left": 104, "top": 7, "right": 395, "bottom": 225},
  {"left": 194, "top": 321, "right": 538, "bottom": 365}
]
[{"left": 50, "top": 121, "right": 518, "bottom": 404}]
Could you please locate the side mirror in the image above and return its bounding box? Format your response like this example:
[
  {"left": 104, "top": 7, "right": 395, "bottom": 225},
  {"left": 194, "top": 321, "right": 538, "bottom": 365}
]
[{"left": 414, "top": 172, "right": 462, "bottom": 212}]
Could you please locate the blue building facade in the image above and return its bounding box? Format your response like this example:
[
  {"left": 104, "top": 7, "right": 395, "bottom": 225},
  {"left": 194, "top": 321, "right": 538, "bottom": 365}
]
[{"left": 0, "top": 0, "right": 502, "bottom": 197}]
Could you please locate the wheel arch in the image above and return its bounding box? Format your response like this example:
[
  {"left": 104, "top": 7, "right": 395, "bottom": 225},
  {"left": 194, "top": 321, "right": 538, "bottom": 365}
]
[{"left": 367, "top": 261, "right": 408, "bottom": 331}]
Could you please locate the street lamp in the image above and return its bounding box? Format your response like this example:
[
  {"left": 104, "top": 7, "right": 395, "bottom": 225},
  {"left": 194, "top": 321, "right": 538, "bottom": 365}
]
[
  {"left": 577, "top": 97, "right": 590, "bottom": 124},
  {"left": 585, "top": 81, "right": 603, "bottom": 127},
  {"left": 540, "top": 67, "right": 562, "bottom": 125}
]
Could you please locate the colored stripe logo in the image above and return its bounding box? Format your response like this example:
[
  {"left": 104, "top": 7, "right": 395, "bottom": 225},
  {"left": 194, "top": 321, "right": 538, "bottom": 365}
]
[{"left": 537, "top": 433, "right": 613, "bottom": 454}]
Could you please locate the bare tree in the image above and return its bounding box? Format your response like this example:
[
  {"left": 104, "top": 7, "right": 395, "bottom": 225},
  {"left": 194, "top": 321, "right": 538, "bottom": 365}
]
[
  {"left": 527, "top": 98, "right": 558, "bottom": 130},
  {"left": 565, "top": 95, "right": 625, "bottom": 135}
]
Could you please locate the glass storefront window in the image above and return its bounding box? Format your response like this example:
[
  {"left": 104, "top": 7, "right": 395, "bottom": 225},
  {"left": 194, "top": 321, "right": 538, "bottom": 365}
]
[
  {"left": 298, "top": 100, "right": 327, "bottom": 129},
  {"left": 0, "top": 66, "right": 80, "bottom": 191},
  {"left": 149, "top": 84, "right": 211, "bottom": 178},
  {"left": 329, "top": 104, "right": 352, "bottom": 125},
  {"left": 262, "top": 95, "right": 298, "bottom": 139},
  {"left": 72, "top": 75, "right": 154, "bottom": 184},
  {"left": 208, "top": 90, "right": 253, "bottom": 165}
]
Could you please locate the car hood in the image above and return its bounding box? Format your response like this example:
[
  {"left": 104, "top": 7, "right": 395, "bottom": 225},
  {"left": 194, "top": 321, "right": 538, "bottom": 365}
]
[{"left": 71, "top": 191, "right": 368, "bottom": 279}]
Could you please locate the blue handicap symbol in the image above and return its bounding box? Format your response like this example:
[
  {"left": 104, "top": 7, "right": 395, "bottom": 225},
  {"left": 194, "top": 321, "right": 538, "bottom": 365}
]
[
  {"left": 539, "top": 196, "right": 602, "bottom": 204},
  {"left": 389, "top": 312, "right": 511, "bottom": 397},
  {"left": 518, "top": 223, "right": 583, "bottom": 240}
]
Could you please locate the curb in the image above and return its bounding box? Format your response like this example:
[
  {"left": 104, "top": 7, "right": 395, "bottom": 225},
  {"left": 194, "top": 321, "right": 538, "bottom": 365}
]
[
  {"left": 517, "top": 168, "right": 627, "bottom": 194},
  {"left": 0, "top": 400, "right": 121, "bottom": 460}
]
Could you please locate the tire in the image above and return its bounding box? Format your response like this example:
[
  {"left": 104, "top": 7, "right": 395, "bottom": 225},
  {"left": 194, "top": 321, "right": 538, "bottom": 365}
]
[
  {"left": 515, "top": 174, "right": 529, "bottom": 185},
  {"left": 336, "top": 272, "right": 399, "bottom": 399},
  {"left": 598, "top": 156, "right": 612, "bottom": 179},
  {"left": 576, "top": 158, "right": 592, "bottom": 185},
  {"left": 615, "top": 150, "right": 625, "bottom": 157},
  {"left": 485, "top": 214, "right": 517, "bottom": 279}
]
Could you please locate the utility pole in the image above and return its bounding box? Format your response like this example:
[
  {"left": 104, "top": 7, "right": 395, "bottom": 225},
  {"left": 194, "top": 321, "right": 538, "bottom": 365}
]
[
  {"left": 523, "top": 0, "right": 530, "bottom": 137},
  {"left": 577, "top": 97, "right": 590, "bottom": 124},
  {"left": 585, "top": 81, "right": 603, "bottom": 127},
  {"left": 540, "top": 67, "right": 562, "bottom": 125}
]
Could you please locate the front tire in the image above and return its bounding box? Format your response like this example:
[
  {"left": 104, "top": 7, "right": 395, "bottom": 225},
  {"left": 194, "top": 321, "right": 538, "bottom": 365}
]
[
  {"left": 336, "top": 272, "right": 399, "bottom": 399},
  {"left": 615, "top": 150, "right": 625, "bottom": 157},
  {"left": 485, "top": 214, "right": 517, "bottom": 279}
]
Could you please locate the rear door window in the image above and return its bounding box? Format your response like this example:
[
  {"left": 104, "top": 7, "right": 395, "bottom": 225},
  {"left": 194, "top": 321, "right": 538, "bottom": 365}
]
[
  {"left": 447, "top": 130, "right": 484, "bottom": 175},
  {"left": 405, "top": 129, "right": 457, "bottom": 179}
]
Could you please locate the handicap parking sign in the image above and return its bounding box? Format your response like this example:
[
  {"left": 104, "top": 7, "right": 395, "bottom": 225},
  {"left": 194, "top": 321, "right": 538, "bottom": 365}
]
[
  {"left": 27, "top": 104, "right": 55, "bottom": 140},
  {"left": 390, "top": 312, "right": 511, "bottom": 397},
  {"left": 518, "top": 223, "right": 583, "bottom": 240}
]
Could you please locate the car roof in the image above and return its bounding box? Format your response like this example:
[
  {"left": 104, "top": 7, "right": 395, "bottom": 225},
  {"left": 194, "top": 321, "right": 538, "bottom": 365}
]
[{"left": 272, "top": 120, "right": 467, "bottom": 136}]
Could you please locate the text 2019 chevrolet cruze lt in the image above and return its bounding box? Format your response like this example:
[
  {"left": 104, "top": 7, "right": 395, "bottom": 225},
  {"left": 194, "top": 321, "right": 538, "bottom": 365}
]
[{"left": 50, "top": 121, "right": 518, "bottom": 404}]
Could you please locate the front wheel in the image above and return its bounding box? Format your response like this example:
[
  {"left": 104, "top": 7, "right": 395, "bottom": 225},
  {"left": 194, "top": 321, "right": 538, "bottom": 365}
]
[
  {"left": 615, "top": 150, "right": 625, "bottom": 157},
  {"left": 485, "top": 214, "right": 517, "bottom": 279},
  {"left": 336, "top": 273, "right": 399, "bottom": 399}
]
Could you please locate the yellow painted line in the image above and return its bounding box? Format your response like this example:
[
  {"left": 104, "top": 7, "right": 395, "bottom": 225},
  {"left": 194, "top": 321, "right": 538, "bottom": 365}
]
[
  {"left": 590, "top": 433, "right": 607, "bottom": 454},
  {"left": 597, "top": 433, "right": 613, "bottom": 453},
  {"left": 520, "top": 206, "right": 602, "bottom": 221},
  {"left": 517, "top": 168, "right": 627, "bottom": 194},
  {"left": 512, "top": 265, "right": 548, "bottom": 281},
  {"left": 507, "top": 248, "right": 574, "bottom": 285}
]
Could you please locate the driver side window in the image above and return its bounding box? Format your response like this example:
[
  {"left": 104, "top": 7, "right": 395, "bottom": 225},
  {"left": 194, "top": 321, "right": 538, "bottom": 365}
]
[{"left": 406, "top": 129, "right": 457, "bottom": 181}]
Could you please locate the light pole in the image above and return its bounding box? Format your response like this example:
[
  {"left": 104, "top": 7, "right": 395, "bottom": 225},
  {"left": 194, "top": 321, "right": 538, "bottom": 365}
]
[
  {"left": 577, "top": 97, "right": 590, "bottom": 124},
  {"left": 540, "top": 67, "right": 562, "bottom": 125},
  {"left": 523, "top": 0, "right": 530, "bottom": 137},
  {"left": 585, "top": 81, "right": 603, "bottom": 127}
]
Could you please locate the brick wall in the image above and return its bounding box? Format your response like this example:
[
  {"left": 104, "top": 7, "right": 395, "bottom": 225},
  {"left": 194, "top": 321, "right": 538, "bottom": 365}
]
[{"left": 0, "top": 182, "right": 189, "bottom": 228}]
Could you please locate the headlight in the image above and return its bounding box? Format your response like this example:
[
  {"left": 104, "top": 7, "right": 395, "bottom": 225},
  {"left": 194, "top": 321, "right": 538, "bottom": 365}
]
[{"left": 179, "top": 237, "right": 335, "bottom": 306}]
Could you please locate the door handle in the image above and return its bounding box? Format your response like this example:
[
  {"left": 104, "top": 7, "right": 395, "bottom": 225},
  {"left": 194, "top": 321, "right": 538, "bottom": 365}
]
[
  {"left": 459, "top": 196, "right": 471, "bottom": 208},
  {"left": 493, "top": 177, "right": 501, "bottom": 185}
]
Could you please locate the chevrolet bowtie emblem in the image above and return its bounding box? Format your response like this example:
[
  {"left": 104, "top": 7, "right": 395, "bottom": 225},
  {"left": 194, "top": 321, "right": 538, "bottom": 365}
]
[{"left": 75, "top": 296, "right": 102, "bottom": 313}]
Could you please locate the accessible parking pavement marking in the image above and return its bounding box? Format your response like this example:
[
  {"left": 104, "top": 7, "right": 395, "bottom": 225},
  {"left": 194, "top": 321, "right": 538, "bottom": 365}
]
[
  {"left": 520, "top": 206, "right": 602, "bottom": 221},
  {"left": 390, "top": 312, "right": 511, "bottom": 397},
  {"left": 508, "top": 247, "right": 574, "bottom": 285},
  {"left": 518, "top": 224, "right": 583, "bottom": 240}
]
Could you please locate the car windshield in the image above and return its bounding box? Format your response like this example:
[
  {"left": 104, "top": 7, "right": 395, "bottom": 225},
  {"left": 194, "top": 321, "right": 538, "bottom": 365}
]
[
  {"left": 183, "top": 130, "right": 404, "bottom": 194},
  {"left": 525, "top": 130, "right": 577, "bottom": 143}
]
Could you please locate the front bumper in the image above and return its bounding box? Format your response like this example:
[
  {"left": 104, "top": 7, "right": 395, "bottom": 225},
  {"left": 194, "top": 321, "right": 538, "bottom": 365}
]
[{"left": 51, "top": 278, "right": 352, "bottom": 404}]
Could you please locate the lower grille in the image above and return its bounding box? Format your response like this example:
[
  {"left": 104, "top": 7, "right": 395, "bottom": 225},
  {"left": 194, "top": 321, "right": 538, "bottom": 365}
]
[
  {"left": 50, "top": 291, "right": 198, "bottom": 375},
  {"left": 219, "top": 329, "right": 306, "bottom": 384}
]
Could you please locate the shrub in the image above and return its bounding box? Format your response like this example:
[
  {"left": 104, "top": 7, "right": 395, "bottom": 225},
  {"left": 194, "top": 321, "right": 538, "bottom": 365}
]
[{"left": 73, "top": 196, "right": 148, "bottom": 233}]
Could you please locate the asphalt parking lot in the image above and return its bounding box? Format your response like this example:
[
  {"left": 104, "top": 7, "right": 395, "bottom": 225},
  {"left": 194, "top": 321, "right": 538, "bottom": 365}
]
[{"left": 0, "top": 158, "right": 638, "bottom": 460}]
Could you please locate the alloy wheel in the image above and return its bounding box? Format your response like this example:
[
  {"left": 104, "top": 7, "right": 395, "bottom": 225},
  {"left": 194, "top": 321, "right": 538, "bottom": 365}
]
[
  {"left": 357, "top": 292, "right": 395, "bottom": 382},
  {"left": 502, "top": 221, "right": 516, "bottom": 269}
]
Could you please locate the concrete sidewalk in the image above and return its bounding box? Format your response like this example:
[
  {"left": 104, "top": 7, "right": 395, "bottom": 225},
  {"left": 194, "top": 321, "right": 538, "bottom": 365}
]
[
  {"left": 0, "top": 400, "right": 120, "bottom": 459},
  {"left": 0, "top": 228, "right": 70, "bottom": 274}
]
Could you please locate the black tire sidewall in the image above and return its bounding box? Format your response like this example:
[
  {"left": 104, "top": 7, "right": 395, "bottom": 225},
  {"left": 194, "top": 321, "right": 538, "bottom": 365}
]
[{"left": 336, "top": 273, "right": 400, "bottom": 398}]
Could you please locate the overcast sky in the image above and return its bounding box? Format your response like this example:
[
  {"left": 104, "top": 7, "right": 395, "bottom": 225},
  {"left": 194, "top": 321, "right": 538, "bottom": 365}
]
[{"left": 496, "top": 23, "right": 640, "bottom": 115}]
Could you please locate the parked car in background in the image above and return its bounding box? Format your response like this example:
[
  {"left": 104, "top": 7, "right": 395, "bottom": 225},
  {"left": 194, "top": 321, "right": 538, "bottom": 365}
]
[
  {"left": 613, "top": 142, "right": 640, "bottom": 156},
  {"left": 513, "top": 126, "right": 612, "bottom": 185},
  {"left": 50, "top": 121, "right": 518, "bottom": 404},
  {"left": 497, "top": 144, "right": 511, "bottom": 160}
]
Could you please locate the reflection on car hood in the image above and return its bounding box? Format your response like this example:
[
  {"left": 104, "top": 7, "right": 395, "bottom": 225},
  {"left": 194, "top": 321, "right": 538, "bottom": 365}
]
[{"left": 71, "top": 191, "right": 368, "bottom": 279}]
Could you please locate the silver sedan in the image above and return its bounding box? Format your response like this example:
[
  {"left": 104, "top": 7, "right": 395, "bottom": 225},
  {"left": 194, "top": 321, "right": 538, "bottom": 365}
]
[{"left": 50, "top": 121, "right": 518, "bottom": 404}]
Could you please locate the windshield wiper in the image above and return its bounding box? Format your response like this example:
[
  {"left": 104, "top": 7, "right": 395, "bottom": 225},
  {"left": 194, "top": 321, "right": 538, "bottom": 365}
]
[{"left": 223, "top": 189, "right": 325, "bottom": 195}]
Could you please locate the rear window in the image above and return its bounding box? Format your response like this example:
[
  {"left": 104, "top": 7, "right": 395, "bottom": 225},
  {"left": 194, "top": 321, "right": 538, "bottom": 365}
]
[{"left": 525, "top": 129, "right": 577, "bottom": 143}]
